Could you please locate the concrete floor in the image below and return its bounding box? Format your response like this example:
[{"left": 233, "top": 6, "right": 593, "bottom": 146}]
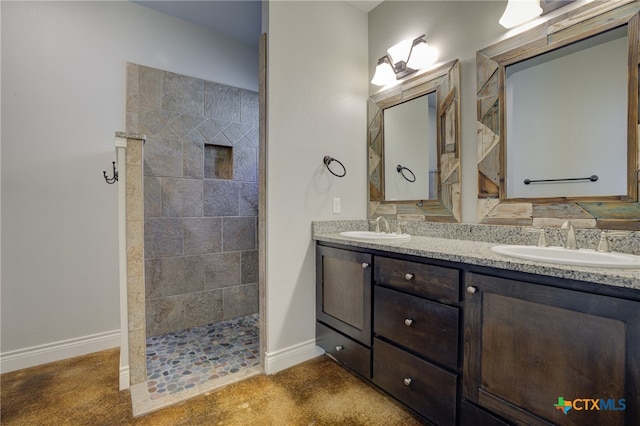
[{"left": 1, "top": 348, "right": 425, "bottom": 425}]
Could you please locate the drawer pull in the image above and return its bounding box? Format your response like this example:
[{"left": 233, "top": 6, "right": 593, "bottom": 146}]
[
  {"left": 335, "top": 345, "right": 344, "bottom": 352},
  {"left": 404, "top": 273, "right": 414, "bottom": 281},
  {"left": 362, "top": 263, "right": 369, "bottom": 269},
  {"left": 466, "top": 286, "right": 477, "bottom": 295},
  {"left": 404, "top": 318, "right": 414, "bottom": 327},
  {"left": 403, "top": 378, "right": 412, "bottom": 386}
]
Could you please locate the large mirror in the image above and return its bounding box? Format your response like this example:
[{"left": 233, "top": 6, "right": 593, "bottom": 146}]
[
  {"left": 369, "top": 59, "right": 461, "bottom": 222},
  {"left": 477, "top": 2, "right": 640, "bottom": 229}
]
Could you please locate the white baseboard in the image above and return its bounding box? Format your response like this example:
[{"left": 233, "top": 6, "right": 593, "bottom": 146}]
[
  {"left": 119, "top": 365, "right": 130, "bottom": 390},
  {"left": 0, "top": 330, "right": 120, "bottom": 374},
  {"left": 264, "top": 338, "right": 324, "bottom": 374}
]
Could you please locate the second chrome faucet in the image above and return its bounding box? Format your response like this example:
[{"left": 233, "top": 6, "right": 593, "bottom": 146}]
[{"left": 561, "top": 220, "right": 578, "bottom": 250}]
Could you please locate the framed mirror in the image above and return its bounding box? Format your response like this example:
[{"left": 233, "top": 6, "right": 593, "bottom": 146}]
[
  {"left": 369, "top": 59, "right": 461, "bottom": 222},
  {"left": 477, "top": 2, "right": 640, "bottom": 229}
]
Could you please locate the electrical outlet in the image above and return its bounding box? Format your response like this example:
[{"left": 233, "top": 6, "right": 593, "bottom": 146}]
[{"left": 333, "top": 197, "right": 341, "bottom": 214}]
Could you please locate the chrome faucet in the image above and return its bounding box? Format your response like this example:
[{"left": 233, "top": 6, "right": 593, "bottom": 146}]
[
  {"left": 375, "top": 216, "right": 391, "bottom": 234},
  {"left": 561, "top": 220, "right": 578, "bottom": 250}
]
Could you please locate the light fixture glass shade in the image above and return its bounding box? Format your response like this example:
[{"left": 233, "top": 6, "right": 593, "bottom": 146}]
[
  {"left": 371, "top": 60, "right": 396, "bottom": 86},
  {"left": 406, "top": 41, "right": 438, "bottom": 71},
  {"left": 499, "top": 0, "right": 542, "bottom": 28},
  {"left": 386, "top": 39, "right": 413, "bottom": 64}
]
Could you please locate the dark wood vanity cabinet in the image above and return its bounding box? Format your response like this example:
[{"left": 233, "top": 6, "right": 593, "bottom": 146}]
[
  {"left": 316, "top": 241, "right": 640, "bottom": 425},
  {"left": 373, "top": 256, "right": 461, "bottom": 425},
  {"left": 463, "top": 272, "right": 640, "bottom": 426},
  {"left": 316, "top": 245, "right": 372, "bottom": 378}
]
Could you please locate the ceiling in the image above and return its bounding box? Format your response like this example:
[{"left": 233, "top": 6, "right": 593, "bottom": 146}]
[{"left": 131, "top": 1, "right": 383, "bottom": 47}]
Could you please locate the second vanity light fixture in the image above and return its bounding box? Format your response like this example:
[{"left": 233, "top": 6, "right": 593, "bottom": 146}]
[{"left": 371, "top": 35, "right": 438, "bottom": 86}]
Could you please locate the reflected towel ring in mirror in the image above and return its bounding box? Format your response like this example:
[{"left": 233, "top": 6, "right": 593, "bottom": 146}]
[
  {"left": 396, "top": 165, "right": 416, "bottom": 182},
  {"left": 323, "top": 156, "right": 346, "bottom": 177}
]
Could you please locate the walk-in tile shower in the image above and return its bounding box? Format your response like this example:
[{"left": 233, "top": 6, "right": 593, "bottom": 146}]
[{"left": 125, "top": 63, "right": 260, "bottom": 398}]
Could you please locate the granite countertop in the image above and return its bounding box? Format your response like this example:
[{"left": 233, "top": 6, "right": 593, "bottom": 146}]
[{"left": 313, "top": 223, "right": 640, "bottom": 292}]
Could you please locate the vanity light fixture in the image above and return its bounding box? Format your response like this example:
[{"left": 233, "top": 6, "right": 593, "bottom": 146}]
[
  {"left": 499, "top": 0, "right": 542, "bottom": 28},
  {"left": 371, "top": 35, "right": 437, "bottom": 86}
]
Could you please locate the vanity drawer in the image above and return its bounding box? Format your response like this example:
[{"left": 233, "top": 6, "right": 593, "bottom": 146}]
[
  {"left": 374, "top": 286, "right": 459, "bottom": 369},
  {"left": 316, "top": 322, "right": 371, "bottom": 379},
  {"left": 373, "top": 338, "right": 457, "bottom": 425},
  {"left": 374, "top": 256, "right": 459, "bottom": 303}
]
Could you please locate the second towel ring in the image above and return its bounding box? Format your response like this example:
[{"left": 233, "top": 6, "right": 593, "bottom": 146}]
[
  {"left": 396, "top": 165, "right": 416, "bottom": 182},
  {"left": 324, "top": 156, "right": 346, "bottom": 177}
]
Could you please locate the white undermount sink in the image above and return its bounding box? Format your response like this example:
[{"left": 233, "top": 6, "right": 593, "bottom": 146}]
[
  {"left": 340, "top": 231, "right": 411, "bottom": 243},
  {"left": 491, "top": 245, "right": 640, "bottom": 269}
]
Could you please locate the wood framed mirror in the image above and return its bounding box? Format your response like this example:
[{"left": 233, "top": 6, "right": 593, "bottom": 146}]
[
  {"left": 477, "top": 1, "right": 640, "bottom": 230},
  {"left": 369, "top": 59, "right": 461, "bottom": 222}
]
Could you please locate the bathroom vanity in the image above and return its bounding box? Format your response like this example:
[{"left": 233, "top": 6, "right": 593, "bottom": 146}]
[{"left": 314, "top": 222, "right": 640, "bottom": 426}]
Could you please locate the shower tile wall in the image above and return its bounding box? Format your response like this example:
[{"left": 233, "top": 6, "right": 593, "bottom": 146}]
[{"left": 128, "top": 64, "right": 259, "bottom": 337}]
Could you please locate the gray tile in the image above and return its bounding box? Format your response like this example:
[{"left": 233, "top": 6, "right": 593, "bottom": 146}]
[
  {"left": 223, "top": 217, "right": 257, "bottom": 251},
  {"left": 241, "top": 250, "right": 259, "bottom": 284},
  {"left": 197, "top": 118, "right": 229, "bottom": 142},
  {"left": 205, "top": 252, "right": 241, "bottom": 289},
  {"left": 239, "top": 182, "right": 258, "bottom": 216},
  {"left": 169, "top": 114, "right": 206, "bottom": 139},
  {"left": 146, "top": 296, "right": 184, "bottom": 337},
  {"left": 138, "top": 66, "right": 163, "bottom": 109},
  {"left": 145, "top": 218, "right": 183, "bottom": 258},
  {"left": 146, "top": 256, "right": 205, "bottom": 297},
  {"left": 245, "top": 125, "right": 259, "bottom": 148},
  {"left": 223, "top": 284, "right": 258, "bottom": 320},
  {"left": 144, "top": 258, "right": 164, "bottom": 300},
  {"left": 144, "top": 176, "right": 163, "bottom": 218},
  {"left": 232, "top": 138, "right": 257, "bottom": 182},
  {"left": 205, "top": 83, "right": 240, "bottom": 122},
  {"left": 143, "top": 137, "right": 183, "bottom": 178},
  {"left": 183, "top": 290, "right": 223, "bottom": 327},
  {"left": 162, "top": 72, "right": 204, "bottom": 117},
  {"left": 204, "top": 180, "right": 239, "bottom": 216},
  {"left": 138, "top": 108, "right": 178, "bottom": 137},
  {"left": 183, "top": 217, "right": 223, "bottom": 255},
  {"left": 240, "top": 90, "right": 259, "bottom": 124},
  {"left": 183, "top": 138, "right": 204, "bottom": 179},
  {"left": 162, "top": 178, "right": 203, "bottom": 217},
  {"left": 126, "top": 63, "right": 139, "bottom": 113},
  {"left": 222, "top": 122, "right": 253, "bottom": 144}
]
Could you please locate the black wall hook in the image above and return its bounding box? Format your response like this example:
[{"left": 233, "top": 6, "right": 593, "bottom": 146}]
[
  {"left": 323, "top": 156, "right": 346, "bottom": 177},
  {"left": 103, "top": 161, "right": 118, "bottom": 184}
]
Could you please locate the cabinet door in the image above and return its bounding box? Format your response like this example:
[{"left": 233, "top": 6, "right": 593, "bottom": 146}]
[
  {"left": 464, "top": 273, "right": 640, "bottom": 426},
  {"left": 316, "top": 245, "right": 372, "bottom": 346}
]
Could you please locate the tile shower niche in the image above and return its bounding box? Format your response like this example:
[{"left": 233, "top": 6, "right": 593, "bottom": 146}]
[{"left": 205, "top": 144, "right": 233, "bottom": 179}]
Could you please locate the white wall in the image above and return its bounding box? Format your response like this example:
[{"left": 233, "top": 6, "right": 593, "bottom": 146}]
[
  {"left": 1, "top": 1, "right": 258, "bottom": 367},
  {"left": 265, "top": 1, "right": 368, "bottom": 370}
]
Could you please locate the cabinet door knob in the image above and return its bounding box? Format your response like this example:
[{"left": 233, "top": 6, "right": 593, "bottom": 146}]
[
  {"left": 404, "top": 318, "right": 413, "bottom": 327},
  {"left": 404, "top": 273, "right": 414, "bottom": 281},
  {"left": 466, "top": 286, "right": 477, "bottom": 295},
  {"left": 335, "top": 345, "right": 344, "bottom": 352},
  {"left": 362, "top": 263, "right": 369, "bottom": 269},
  {"left": 403, "top": 378, "right": 412, "bottom": 386}
]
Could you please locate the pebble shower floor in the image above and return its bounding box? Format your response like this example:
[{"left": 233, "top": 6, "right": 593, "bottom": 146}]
[{"left": 145, "top": 313, "right": 259, "bottom": 400}]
